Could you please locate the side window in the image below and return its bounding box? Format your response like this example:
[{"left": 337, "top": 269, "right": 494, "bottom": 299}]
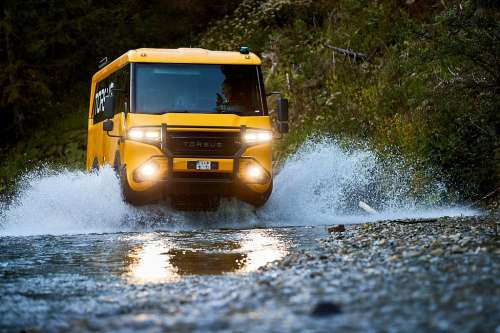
[
  {"left": 92, "top": 65, "right": 130, "bottom": 123},
  {"left": 113, "top": 66, "right": 130, "bottom": 115},
  {"left": 93, "top": 78, "right": 111, "bottom": 123}
]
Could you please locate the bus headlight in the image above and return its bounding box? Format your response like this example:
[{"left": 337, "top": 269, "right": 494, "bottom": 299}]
[
  {"left": 239, "top": 160, "right": 270, "bottom": 184},
  {"left": 128, "top": 127, "right": 161, "bottom": 142},
  {"left": 134, "top": 161, "right": 160, "bottom": 182},
  {"left": 242, "top": 130, "right": 272, "bottom": 144},
  {"left": 247, "top": 165, "right": 265, "bottom": 182}
]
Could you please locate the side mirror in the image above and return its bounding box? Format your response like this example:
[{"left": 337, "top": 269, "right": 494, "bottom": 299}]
[
  {"left": 103, "top": 95, "right": 115, "bottom": 119},
  {"left": 277, "top": 97, "right": 289, "bottom": 133},
  {"left": 277, "top": 97, "right": 289, "bottom": 122},
  {"left": 103, "top": 119, "right": 114, "bottom": 132}
]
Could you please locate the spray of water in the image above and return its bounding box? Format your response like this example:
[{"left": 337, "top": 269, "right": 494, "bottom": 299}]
[
  {"left": 0, "top": 139, "right": 478, "bottom": 236},
  {"left": 0, "top": 167, "right": 138, "bottom": 236},
  {"left": 262, "top": 139, "right": 476, "bottom": 225}
]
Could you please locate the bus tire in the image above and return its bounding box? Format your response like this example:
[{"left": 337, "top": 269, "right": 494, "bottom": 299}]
[
  {"left": 120, "top": 167, "right": 144, "bottom": 205},
  {"left": 113, "top": 151, "right": 121, "bottom": 173},
  {"left": 92, "top": 158, "right": 99, "bottom": 171},
  {"left": 119, "top": 166, "right": 162, "bottom": 205},
  {"left": 241, "top": 181, "right": 273, "bottom": 208}
]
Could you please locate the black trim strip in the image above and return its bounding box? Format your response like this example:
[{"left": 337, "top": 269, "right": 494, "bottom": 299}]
[
  {"left": 129, "top": 63, "right": 135, "bottom": 114},
  {"left": 126, "top": 124, "right": 268, "bottom": 132},
  {"left": 161, "top": 155, "right": 237, "bottom": 160},
  {"left": 256, "top": 66, "right": 268, "bottom": 115},
  {"left": 161, "top": 123, "right": 174, "bottom": 179},
  {"left": 162, "top": 124, "right": 265, "bottom": 131},
  {"left": 169, "top": 178, "right": 233, "bottom": 184}
]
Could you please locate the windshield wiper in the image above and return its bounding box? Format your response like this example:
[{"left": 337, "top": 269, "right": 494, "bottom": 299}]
[
  {"left": 149, "top": 110, "right": 190, "bottom": 114},
  {"left": 219, "top": 110, "right": 243, "bottom": 115},
  {"left": 216, "top": 105, "right": 245, "bottom": 115}
]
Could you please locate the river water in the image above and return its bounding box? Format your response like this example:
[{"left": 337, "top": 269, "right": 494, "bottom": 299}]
[{"left": 0, "top": 140, "right": 479, "bottom": 332}]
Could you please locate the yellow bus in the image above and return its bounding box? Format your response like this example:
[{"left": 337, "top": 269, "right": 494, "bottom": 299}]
[{"left": 86, "top": 47, "right": 288, "bottom": 210}]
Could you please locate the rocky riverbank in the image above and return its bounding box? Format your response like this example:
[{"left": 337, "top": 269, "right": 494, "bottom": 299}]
[{"left": 252, "top": 214, "right": 500, "bottom": 332}]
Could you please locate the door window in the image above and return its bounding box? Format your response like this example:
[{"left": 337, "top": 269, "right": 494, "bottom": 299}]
[{"left": 93, "top": 65, "right": 130, "bottom": 123}]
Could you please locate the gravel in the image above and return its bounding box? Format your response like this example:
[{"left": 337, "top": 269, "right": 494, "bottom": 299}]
[{"left": 254, "top": 214, "right": 500, "bottom": 332}]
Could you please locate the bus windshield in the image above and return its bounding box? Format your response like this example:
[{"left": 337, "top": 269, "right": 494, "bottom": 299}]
[{"left": 134, "top": 63, "right": 266, "bottom": 116}]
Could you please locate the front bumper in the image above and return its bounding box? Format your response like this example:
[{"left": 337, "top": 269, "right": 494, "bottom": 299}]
[{"left": 123, "top": 123, "right": 272, "bottom": 198}]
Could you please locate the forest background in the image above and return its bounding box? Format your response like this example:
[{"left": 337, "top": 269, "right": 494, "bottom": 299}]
[{"left": 0, "top": 0, "right": 498, "bottom": 203}]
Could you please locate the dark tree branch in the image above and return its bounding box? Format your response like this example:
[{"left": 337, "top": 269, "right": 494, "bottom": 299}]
[{"left": 324, "top": 44, "right": 368, "bottom": 63}]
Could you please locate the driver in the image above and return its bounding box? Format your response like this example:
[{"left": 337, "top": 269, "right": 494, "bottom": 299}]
[{"left": 216, "top": 79, "right": 245, "bottom": 114}]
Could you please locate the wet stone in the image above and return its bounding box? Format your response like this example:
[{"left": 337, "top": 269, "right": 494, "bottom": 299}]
[
  {"left": 451, "top": 245, "right": 465, "bottom": 253},
  {"left": 311, "top": 301, "right": 342, "bottom": 317},
  {"left": 328, "top": 225, "right": 346, "bottom": 233},
  {"left": 430, "top": 248, "right": 445, "bottom": 256},
  {"left": 403, "top": 250, "right": 421, "bottom": 258}
]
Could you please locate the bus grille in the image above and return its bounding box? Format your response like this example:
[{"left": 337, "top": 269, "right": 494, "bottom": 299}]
[{"left": 166, "top": 131, "right": 241, "bottom": 157}]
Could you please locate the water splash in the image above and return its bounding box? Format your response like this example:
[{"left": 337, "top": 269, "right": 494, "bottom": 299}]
[
  {"left": 0, "top": 139, "right": 478, "bottom": 236},
  {"left": 0, "top": 167, "right": 138, "bottom": 236},
  {"left": 261, "top": 139, "right": 476, "bottom": 225}
]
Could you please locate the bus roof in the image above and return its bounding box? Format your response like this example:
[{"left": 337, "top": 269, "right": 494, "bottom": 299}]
[{"left": 92, "top": 48, "right": 262, "bottom": 82}]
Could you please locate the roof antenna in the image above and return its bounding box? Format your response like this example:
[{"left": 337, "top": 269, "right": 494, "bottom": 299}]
[{"left": 98, "top": 57, "right": 108, "bottom": 69}]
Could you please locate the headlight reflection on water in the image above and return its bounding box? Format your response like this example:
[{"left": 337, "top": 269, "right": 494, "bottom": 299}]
[
  {"left": 123, "top": 230, "right": 288, "bottom": 284},
  {"left": 238, "top": 230, "right": 288, "bottom": 273},
  {"left": 125, "top": 240, "right": 179, "bottom": 284}
]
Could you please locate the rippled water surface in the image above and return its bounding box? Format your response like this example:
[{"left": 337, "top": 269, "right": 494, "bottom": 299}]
[{"left": 0, "top": 226, "right": 327, "bottom": 332}]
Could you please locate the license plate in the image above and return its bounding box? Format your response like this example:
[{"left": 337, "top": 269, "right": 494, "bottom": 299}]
[{"left": 188, "top": 161, "right": 218, "bottom": 170}]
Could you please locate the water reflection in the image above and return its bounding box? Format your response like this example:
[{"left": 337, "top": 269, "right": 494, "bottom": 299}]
[
  {"left": 239, "top": 230, "right": 288, "bottom": 273},
  {"left": 168, "top": 249, "right": 246, "bottom": 275},
  {"left": 123, "top": 229, "right": 288, "bottom": 284},
  {"left": 126, "top": 240, "right": 179, "bottom": 284}
]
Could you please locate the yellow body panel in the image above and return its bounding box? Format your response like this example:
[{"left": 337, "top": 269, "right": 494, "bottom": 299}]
[{"left": 86, "top": 48, "right": 273, "bottom": 204}]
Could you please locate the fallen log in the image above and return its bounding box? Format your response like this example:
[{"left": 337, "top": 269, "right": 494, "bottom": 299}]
[
  {"left": 359, "top": 201, "right": 378, "bottom": 214},
  {"left": 325, "top": 44, "right": 368, "bottom": 62}
]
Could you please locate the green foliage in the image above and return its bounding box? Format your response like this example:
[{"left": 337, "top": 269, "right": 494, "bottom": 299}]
[
  {"left": 0, "top": 104, "right": 87, "bottom": 194},
  {"left": 201, "top": 0, "right": 500, "bottom": 199},
  {"left": 0, "top": 0, "right": 241, "bottom": 143},
  {"left": 0, "top": 0, "right": 241, "bottom": 192},
  {"left": 0, "top": 0, "right": 498, "bottom": 201}
]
